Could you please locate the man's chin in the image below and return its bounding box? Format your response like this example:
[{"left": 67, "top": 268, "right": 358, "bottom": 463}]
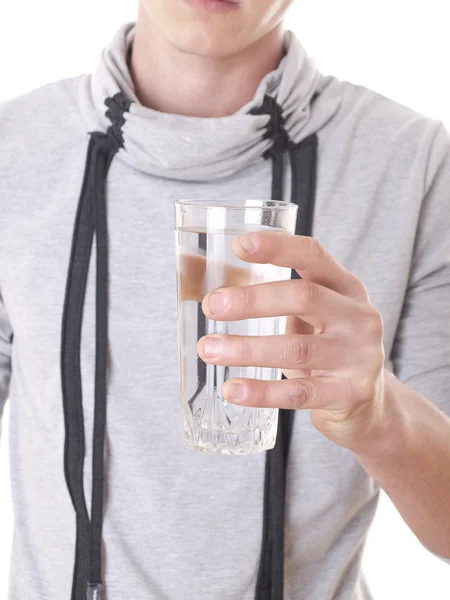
[{"left": 164, "top": 25, "right": 246, "bottom": 60}]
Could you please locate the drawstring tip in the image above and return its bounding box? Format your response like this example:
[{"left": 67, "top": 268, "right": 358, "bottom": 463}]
[{"left": 86, "top": 583, "right": 103, "bottom": 600}]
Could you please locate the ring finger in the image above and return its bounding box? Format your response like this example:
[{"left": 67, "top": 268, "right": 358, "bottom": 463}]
[{"left": 197, "top": 333, "right": 349, "bottom": 371}]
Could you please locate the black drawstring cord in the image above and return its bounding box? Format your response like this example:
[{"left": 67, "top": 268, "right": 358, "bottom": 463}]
[
  {"left": 61, "top": 93, "right": 131, "bottom": 600},
  {"left": 288, "top": 134, "right": 318, "bottom": 240},
  {"left": 254, "top": 96, "right": 318, "bottom": 600},
  {"left": 250, "top": 96, "right": 291, "bottom": 201},
  {"left": 61, "top": 134, "right": 96, "bottom": 600},
  {"left": 89, "top": 131, "right": 115, "bottom": 591}
]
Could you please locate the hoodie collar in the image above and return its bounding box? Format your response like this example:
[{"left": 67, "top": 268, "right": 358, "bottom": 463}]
[{"left": 78, "top": 22, "right": 337, "bottom": 181}]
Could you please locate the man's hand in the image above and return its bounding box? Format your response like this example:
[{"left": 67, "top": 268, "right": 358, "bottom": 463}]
[
  {"left": 197, "top": 231, "right": 387, "bottom": 451},
  {"left": 197, "top": 231, "right": 450, "bottom": 557}
]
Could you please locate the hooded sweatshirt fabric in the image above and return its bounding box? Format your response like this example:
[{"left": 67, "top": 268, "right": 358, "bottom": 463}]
[{"left": 0, "top": 22, "right": 449, "bottom": 600}]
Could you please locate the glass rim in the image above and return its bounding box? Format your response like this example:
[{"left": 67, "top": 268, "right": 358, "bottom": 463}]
[{"left": 175, "top": 198, "right": 298, "bottom": 211}]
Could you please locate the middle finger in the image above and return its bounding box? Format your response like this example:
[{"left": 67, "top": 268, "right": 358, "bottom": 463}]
[{"left": 202, "top": 279, "right": 364, "bottom": 330}]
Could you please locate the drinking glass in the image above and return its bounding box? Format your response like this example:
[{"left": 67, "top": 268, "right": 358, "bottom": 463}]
[{"left": 175, "top": 199, "right": 298, "bottom": 455}]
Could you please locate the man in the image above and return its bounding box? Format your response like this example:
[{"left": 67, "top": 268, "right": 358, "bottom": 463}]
[{"left": 0, "top": 1, "right": 449, "bottom": 599}]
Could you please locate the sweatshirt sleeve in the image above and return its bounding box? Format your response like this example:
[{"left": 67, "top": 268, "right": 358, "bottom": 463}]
[
  {"left": 0, "top": 290, "right": 12, "bottom": 438},
  {"left": 390, "top": 123, "right": 450, "bottom": 416}
]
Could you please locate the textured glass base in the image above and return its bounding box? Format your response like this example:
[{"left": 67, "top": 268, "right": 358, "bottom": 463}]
[{"left": 183, "top": 418, "right": 278, "bottom": 456}]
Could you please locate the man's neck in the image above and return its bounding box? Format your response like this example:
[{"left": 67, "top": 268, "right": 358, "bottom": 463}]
[{"left": 130, "top": 14, "right": 285, "bottom": 118}]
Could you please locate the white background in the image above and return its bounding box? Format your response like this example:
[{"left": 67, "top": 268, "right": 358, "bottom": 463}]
[{"left": 0, "top": 0, "right": 449, "bottom": 598}]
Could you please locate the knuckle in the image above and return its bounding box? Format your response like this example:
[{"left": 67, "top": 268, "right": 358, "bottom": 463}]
[
  {"left": 363, "top": 309, "right": 384, "bottom": 340},
  {"left": 348, "top": 275, "right": 369, "bottom": 300},
  {"left": 306, "top": 237, "right": 326, "bottom": 266},
  {"left": 286, "top": 380, "right": 309, "bottom": 409},
  {"left": 297, "top": 279, "right": 320, "bottom": 308},
  {"left": 241, "top": 285, "right": 256, "bottom": 311},
  {"left": 261, "top": 382, "right": 276, "bottom": 407},
  {"left": 284, "top": 334, "right": 313, "bottom": 367}
]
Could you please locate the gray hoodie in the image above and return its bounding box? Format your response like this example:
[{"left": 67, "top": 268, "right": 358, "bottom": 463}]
[{"left": 0, "top": 22, "right": 449, "bottom": 600}]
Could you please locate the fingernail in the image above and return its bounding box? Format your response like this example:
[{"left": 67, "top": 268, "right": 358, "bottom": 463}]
[
  {"left": 203, "top": 337, "right": 223, "bottom": 357},
  {"left": 209, "top": 292, "right": 227, "bottom": 315},
  {"left": 227, "top": 383, "right": 245, "bottom": 402},
  {"left": 238, "top": 234, "right": 258, "bottom": 254}
]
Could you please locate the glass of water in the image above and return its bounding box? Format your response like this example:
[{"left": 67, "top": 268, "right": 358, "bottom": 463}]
[{"left": 175, "top": 199, "right": 298, "bottom": 455}]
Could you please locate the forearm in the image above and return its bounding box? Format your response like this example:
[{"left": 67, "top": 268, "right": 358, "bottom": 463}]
[{"left": 354, "top": 372, "right": 450, "bottom": 558}]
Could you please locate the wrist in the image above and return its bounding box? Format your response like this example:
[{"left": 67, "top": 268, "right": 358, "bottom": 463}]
[{"left": 351, "top": 372, "right": 411, "bottom": 463}]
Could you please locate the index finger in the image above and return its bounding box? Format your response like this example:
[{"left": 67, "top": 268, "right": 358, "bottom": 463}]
[{"left": 231, "top": 231, "right": 368, "bottom": 300}]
